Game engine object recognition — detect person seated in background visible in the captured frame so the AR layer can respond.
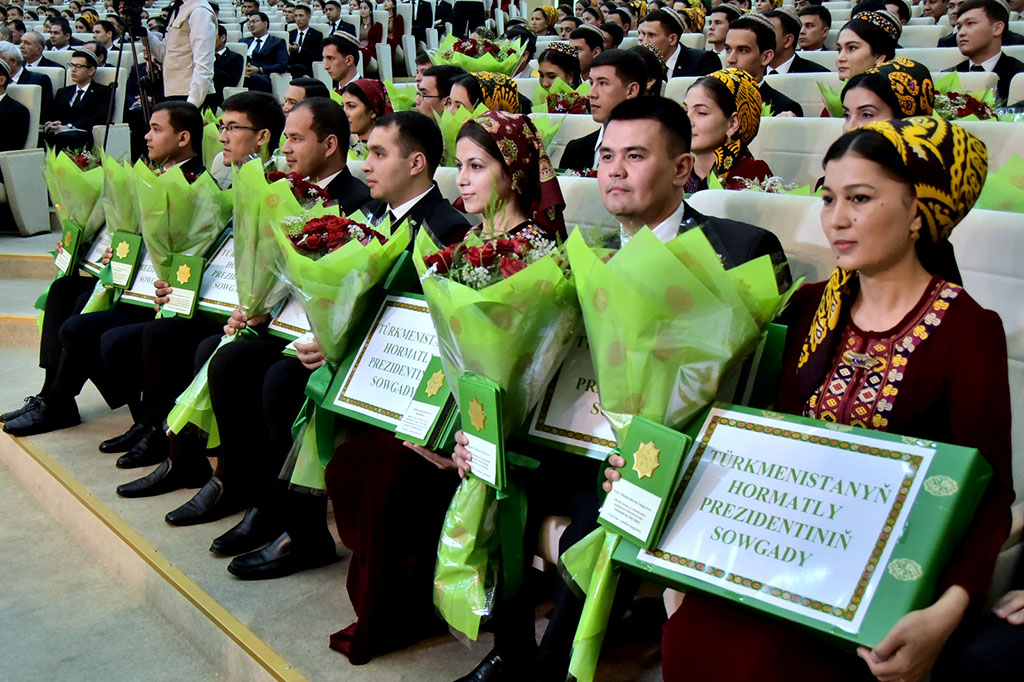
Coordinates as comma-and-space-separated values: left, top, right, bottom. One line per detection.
708, 3, 743, 55
841, 58, 934, 132
282, 75, 330, 114
22, 30, 62, 68
532, 5, 560, 35
0, 39, 53, 119
91, 19, 117, 49
503, 24, 538, 77
537, 41, 583, 89
211, 24, 244, 110
340, 77, 391, 148
413, 50, 432, 83
288, 3, 323, 77
7, 18, 25, 45
356, 0, 382, 72
630, 42, 669, 94
639, 7, 722, 77
415, 63, 466, 117
559, 15, 583, 39
47, 17, 81, 50
726, 14, 804, 116
885, 0, 911, 24
322, 32, 360, 91
381, 0, 403, 62
600, 20, 624, 48
797, 5, 831, 51
569, 23, 604, 80
80, 40, 107, 66
950, 0, 1024, 103
922, 0, 949, 22
765, 7, 829, 72
835, 9, 901, 80
559, 48, 645, 171
0, 57, 29, 184
581, 5, 604, 26
42, 48, 110, 152
683, 68, 773, 191
447, 71, 522, 113
244, 11, 289, 92
323, 0, 344, 34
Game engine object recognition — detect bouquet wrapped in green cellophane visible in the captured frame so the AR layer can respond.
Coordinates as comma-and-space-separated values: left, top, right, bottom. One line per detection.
435, 102, 490, 166
43, 147, 105, 242
202, 109, 224, 171
413, 227, 580, 641
384, 80, 418, 111
561, 226, 797, 682
976, 154, 1024, 212
531, 78, 591, 114
431, 35, 526, 76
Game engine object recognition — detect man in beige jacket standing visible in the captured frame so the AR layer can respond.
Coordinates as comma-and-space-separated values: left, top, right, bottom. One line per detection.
145, 0, 216, 107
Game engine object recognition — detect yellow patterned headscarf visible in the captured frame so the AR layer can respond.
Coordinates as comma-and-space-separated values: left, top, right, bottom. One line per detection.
700, 68, 763, 176
796, 118, 987, 386
842, 57, 934, 118
536, 5, 560, 29
473, 72, 521, 113
681, 7, 705, 33
769, 0, 784, 8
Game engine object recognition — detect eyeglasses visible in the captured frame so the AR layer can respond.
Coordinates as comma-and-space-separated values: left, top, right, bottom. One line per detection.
216, 123, 261, 134
69, 62, 91, 69
417, 91, 443, 99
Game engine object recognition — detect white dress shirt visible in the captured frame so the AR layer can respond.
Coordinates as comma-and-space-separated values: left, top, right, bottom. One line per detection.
387, 186, 434, 223
619, 200, 686, 247
767, 52, 796, 75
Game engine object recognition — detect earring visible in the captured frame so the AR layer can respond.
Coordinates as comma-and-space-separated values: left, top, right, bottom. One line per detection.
910, 229, 920, 242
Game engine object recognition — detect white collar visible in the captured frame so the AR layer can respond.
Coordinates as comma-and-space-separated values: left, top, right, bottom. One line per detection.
769, 52, 796, 75
27, 57, 41, 67
619, 200, 686, 246
315, 169, 342, 188
591, 124, 605, 168
665, 42, 681, 74
971, 51, 1002, 73
216, 48, 226, 55
75, 82, 91, 94
387, 185, 434, 223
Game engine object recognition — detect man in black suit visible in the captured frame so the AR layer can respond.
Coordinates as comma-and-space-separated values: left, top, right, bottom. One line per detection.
727, 15, 804, 116
559, 49, 645, 171
210, 24, 243, 110
766, 8, 829, 73
798, 6, 832, 51
638, 8, 721, 79
0, 38, 53, 120
411, 0, 433, 45
288, 3, 322, 77
323, 0, 344, 35
243, 11, 289, 92
0, 57, 30, 184
361, 110, 470, 245
47, 17, 83, 51
42, 48, 112, 151
21, 31, 62, 69
950, 0, 1024, 102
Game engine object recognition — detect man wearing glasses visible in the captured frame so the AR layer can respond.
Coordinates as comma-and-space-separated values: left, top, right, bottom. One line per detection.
42, 48, 110, 151
414, 64, 465, 118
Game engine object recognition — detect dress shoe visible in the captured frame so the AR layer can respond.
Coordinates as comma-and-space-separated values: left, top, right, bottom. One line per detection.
454, 649, 533, 682
99, 423, 150, 453
116, 429, 170, 469
227, 531, 339, 580
2, 398, 80, 437
1, 395, 43, 422
210, 507, 281, 556
165, 476, 244, 526
116, 457, 213, 498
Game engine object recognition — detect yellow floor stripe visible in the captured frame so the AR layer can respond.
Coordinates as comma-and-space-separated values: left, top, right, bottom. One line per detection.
12, 436, 309, 682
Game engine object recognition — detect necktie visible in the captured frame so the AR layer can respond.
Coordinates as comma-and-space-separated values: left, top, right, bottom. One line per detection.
297, 31, 304, 48
970, 64, 985, 72
330, 21, 337, 34
72, 89, 84, 107
254, 37, 263, 53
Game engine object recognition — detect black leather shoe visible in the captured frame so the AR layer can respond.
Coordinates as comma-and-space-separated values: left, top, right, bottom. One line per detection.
99, 423, 150, 453
227, 532, 339, 580
210, 507, 281, 556
2, 398, 80, 437
1, 395, 43, 422
116, 457, 213, 498
116, 429, 170, 469
165, 476, 244, 526
454, 649, 530, 682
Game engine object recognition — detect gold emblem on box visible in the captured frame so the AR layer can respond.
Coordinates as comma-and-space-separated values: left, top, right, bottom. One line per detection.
425, 370, 446, 398
115, 240, 130, 259
632, 441, 661, 480
887, 558, 923, 581
469, 397, 486, 431
176, 263, 192, 285
923, 475, 959, 497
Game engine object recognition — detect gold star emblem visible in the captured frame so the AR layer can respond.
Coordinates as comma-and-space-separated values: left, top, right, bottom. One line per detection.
425, 370, 446, 398
64, 230, 72, 246
115, 240, 130, 259
175, 263, 192, 285
632, 441, 661, 480
469, 397, 486, 432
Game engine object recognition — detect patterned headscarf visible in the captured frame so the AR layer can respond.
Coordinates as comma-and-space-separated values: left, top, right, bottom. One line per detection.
536, 5, 560, 29
629, 1, 648, 18
465, 111, 566, 236
768, 0, 784, 8
473, 72, 521, 113
348, 78, 393, 117
796, 117, 988, 397
841, 57, 934, 118
638, 42, 667, 68
545, 41, 579, 58
699, 68, 763, 176
681, 7, 705, 33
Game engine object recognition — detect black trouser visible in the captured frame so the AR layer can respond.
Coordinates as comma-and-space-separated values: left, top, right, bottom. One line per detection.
38, 274, 97, 398
451, 0, 484, 38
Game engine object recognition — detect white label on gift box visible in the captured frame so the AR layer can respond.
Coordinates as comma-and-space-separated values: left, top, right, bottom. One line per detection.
54, 248, 73, 275
637, 407, 934, 634
110, 260, 133, 287
395, 400, 443, 442
601, 478, 660, 542
197, 236, 238, 314
80, 226, 112, 275
465, 432, 497, 486
119, 250, 158, 307
268, 296, 312, 339
284, 331, 316, 354
163, 287, 196, 316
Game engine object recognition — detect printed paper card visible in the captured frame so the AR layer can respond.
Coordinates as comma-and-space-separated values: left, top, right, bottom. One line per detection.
322, 294, 441, 431
54, 222, 83, 276
80, 226, 112, 276
395, 355, 458, 448
635, 406, 935, 635
119, 247, 159, 308
527, 330, 616, 459
459, 374, 505, 490
197, 235, 239, 315
108, 231, 143, 288
268, 295, 312, 341
598, 416, 689, 548
161, 254, 205, 318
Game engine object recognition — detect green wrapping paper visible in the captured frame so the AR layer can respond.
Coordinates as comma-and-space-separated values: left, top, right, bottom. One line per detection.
435, 103, 490, 166
976, 154, 1024, 213
413, 228, 581, 640
384, 80, 418, 111
818, 82, 843, 118
528, 114, 565, 156
431, 35, 526, 76
202, 110, 224, 171
530, 78, 591, 113
43, 148, 106, 243
561, 527, 621, 680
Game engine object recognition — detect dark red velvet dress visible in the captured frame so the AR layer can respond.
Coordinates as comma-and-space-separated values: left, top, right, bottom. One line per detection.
661, 277, 1015, 681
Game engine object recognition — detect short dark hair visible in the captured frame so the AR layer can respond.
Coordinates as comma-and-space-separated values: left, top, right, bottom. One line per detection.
599, 21, 624, 47
730, 16, 777, 54
886, 0, 911, 24
152, 100, 205, 156
289, 76, 330, 99
82, 41, 107, 64
415, 51, 433, 67
222, 91, 287, 153
291, 97, 350, 152
590, 48, 647, 87
375, 110, 444, 174
95, 19, 117, 36
8, 19, 25, 32
766, 9, 800, 40
249, 10, 270, 23
798, 5, 832, 28
325, 0, 342, 8
322, 33, 360, 61
641, 8, 683, 36
957, 0, 1010, 28
628, 44, 665, 95
52, 16, 71, 35
611, 7, 633, 26
606, 95, 690, 156
562, 16, 583, 29
217, 23, 227, 37
570, 25, 603, 51
422, 64, 467, 97
538, 45, 582, 87
504, 25, 537, 58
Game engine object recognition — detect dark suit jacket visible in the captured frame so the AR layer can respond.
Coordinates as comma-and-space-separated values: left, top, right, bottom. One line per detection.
177, 155, 207, 178
214, 49, 244, 92
325, 167, 372, 216
953, 53, 1024, 103
34, 56, 64, 71
0, 94, 31, 182
363, 184, 471, 247
940, 30, 1024, 47
938, 32, 957, 48
244, 34, 289, 75
289, 26, 323, 73
51, 81, 112, 129
787, 54, 830, 74
671, 46, 722, 78
760, 81, 803, 117
15, 67, 54, 120
558, 128, 600, 171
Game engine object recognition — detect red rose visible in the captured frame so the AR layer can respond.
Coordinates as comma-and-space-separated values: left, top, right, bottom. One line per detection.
493, 238, 516, 255
424, 246, 456, 273
303, 233, 325, 250
512, 236, 531, 255
266, 171, 287, 182
465, 243, 497, 268
498, 256, 526, 278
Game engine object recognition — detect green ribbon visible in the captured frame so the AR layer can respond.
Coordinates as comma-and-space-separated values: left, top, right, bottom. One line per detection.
494, 451, 540, 600
289, 363, 338, 475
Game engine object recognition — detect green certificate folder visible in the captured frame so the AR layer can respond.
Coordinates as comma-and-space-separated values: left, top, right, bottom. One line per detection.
108, 231, 143, 289
394, 355, 459, 451
598, 416, 690, 549
612, 404, 992, 647
161, 254, 205, 318
458, 373, 506, 490
54, 222, 83, 276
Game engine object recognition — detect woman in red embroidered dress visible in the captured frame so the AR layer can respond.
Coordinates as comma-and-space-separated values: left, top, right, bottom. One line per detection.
608, 117, 1014, 682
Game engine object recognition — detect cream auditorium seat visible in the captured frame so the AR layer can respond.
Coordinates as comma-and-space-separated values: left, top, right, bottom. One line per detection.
528, 113, 601, 168
746, 117, 845, 188
680, 34, 706, 49
958, 121, 1024, 169
947, 71, 999, 94
226, 43, 249, 88
0, 83, 48, 235
514, 77, 539, 100
560, 175, 613, 233
1009, 72, 1024, 104
763, 72, 844, 117
664, 76, 698, 106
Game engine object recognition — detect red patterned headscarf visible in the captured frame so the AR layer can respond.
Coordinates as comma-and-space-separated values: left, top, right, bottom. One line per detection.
347, 78, 394, 118
462, 111, 566, 237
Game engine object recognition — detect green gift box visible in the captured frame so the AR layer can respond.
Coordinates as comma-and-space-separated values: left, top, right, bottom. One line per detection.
458, 373, 506, 490
54, 222, 83, 276
395, 355, 459, 452
108, 231, 143, 289
612, 403, 992, 647
160, 254, 206, 318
